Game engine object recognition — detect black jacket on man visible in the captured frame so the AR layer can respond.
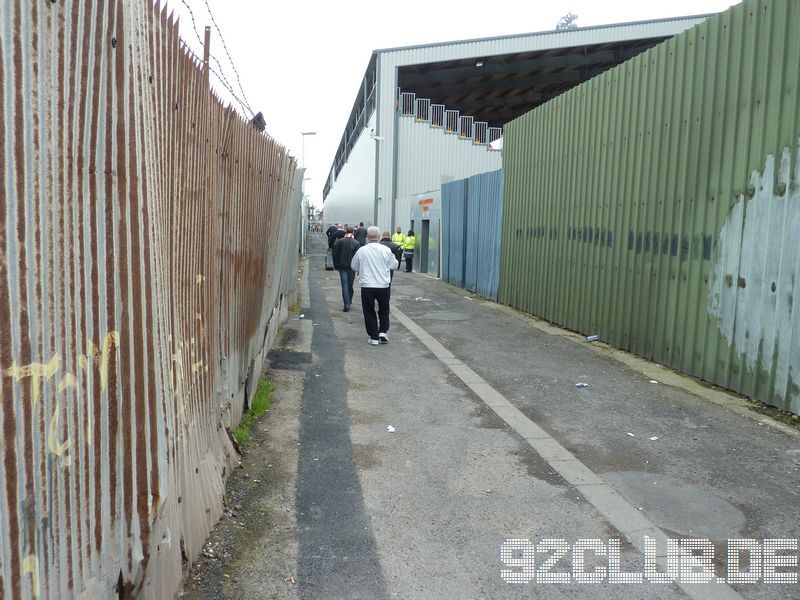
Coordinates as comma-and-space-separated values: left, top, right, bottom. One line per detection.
354, 226, 368, 246
328, 227, 345, 250
325, 224, 338, 243
332, 236, 361, 271
380, 237, 402, 263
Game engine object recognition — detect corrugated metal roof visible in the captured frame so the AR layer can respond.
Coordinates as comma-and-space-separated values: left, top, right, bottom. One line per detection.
374, 13, 715, 55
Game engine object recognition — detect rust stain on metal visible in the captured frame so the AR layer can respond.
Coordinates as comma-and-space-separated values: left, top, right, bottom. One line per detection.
0, 1, 302, 597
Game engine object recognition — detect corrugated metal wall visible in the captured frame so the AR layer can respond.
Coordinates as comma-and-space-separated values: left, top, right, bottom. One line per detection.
395, 117, 501, 231
499, 0, 800, 413
442, 170, 504, 300
0, 1, 300, 598
442, 180, 465, 288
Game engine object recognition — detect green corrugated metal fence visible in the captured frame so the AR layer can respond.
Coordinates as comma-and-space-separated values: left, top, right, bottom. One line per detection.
499, 0, 800, 412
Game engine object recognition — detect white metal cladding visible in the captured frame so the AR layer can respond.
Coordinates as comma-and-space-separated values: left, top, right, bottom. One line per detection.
323, 112, 377, 226
394, 117, 502, 231
371, 15, 711, 229
409, 190, 442, 277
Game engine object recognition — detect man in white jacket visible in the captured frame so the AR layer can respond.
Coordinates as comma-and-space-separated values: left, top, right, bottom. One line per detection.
350, 226, 398, 345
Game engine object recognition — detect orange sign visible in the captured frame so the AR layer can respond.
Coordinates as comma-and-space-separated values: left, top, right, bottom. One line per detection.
418, 196, 434, 214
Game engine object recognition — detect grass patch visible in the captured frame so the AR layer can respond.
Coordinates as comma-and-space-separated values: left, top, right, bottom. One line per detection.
233, 377, 275, 446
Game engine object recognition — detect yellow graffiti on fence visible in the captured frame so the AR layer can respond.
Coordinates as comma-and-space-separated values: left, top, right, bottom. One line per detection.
22, 554, 39, 597
2, 332, 120, 464
2, 328, 211, 467
84, 331, 120, 392
5, 355, 61, 408
48, 396, 72, 468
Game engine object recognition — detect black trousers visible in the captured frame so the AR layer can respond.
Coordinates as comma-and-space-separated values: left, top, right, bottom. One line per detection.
404, 256, 413, 272
360, 287, 391, 340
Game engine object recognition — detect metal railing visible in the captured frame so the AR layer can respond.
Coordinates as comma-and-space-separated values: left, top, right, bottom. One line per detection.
416, 98, 430, 122
445, 109, 460, 133
459, 115, 474, 139
397, 89, 504, 147
474, 121, 488, 144
325, 87, 504, 202
431, 104, 445, 127
401, 92, 416, 116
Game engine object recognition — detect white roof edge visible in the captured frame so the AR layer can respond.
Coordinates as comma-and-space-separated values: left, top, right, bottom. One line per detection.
373, 13, 715, 55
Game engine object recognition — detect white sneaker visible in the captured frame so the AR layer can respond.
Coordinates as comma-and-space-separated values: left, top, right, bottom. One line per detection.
378, 333, 389, 344
368, 338, 380, 346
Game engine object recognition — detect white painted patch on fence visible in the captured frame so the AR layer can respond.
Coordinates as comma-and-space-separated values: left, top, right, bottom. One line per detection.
708, 139, 800, 411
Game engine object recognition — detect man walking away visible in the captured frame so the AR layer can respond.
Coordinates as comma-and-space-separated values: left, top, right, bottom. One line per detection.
325, 223, 338, 246
332, 226, 361, 312
354, 222, 368, 246
380, 231, 403, 279
328, 223, 345, 250
350, 226, 397, 345
402, 229, 416, 272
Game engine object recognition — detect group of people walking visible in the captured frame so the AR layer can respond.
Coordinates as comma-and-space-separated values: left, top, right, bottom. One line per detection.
325, 222, 416, 346
326, 223, 416, 273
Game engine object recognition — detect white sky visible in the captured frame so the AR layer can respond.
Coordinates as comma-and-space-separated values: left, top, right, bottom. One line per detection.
169, 0, 741, 209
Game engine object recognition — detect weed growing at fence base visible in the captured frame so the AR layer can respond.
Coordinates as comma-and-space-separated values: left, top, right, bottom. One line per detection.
234, 378, 275, 445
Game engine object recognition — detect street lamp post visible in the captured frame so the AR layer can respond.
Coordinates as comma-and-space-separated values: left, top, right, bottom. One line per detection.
300, 131, 317, 169
299, 132, 316, 257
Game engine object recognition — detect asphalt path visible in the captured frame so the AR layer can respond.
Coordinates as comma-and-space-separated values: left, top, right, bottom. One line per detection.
183, 257, 800, 600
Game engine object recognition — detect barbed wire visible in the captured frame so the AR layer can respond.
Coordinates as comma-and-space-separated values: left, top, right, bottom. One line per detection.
179, 38, 254, 120
201, 0, 256, 118
178, 0, 243, 111
178, 0, 255, 120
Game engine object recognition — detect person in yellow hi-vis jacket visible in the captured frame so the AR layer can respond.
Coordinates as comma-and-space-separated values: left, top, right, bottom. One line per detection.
391, 227, 405, 267
402, 229, 416, 272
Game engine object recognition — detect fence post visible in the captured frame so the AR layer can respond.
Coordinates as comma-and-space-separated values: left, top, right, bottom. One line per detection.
203, 26, 211, 87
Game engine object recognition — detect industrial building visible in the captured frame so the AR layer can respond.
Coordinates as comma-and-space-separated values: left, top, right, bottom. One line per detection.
322, 15, 712, 232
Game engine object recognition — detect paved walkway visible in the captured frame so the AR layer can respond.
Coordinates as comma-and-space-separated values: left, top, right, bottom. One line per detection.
184, 257, 800, 599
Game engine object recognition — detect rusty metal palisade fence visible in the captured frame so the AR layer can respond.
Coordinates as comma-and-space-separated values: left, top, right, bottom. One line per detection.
499, 0, 800, 413
0, 1, 301, 598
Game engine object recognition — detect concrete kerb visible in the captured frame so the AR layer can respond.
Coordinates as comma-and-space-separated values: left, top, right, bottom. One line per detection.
441, 357, 464, 366
464, 382, 513, 408
547, 460, 605, 486
575, 484, 653, 534
524, 437, 577, 462
448, 364, 484, 385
